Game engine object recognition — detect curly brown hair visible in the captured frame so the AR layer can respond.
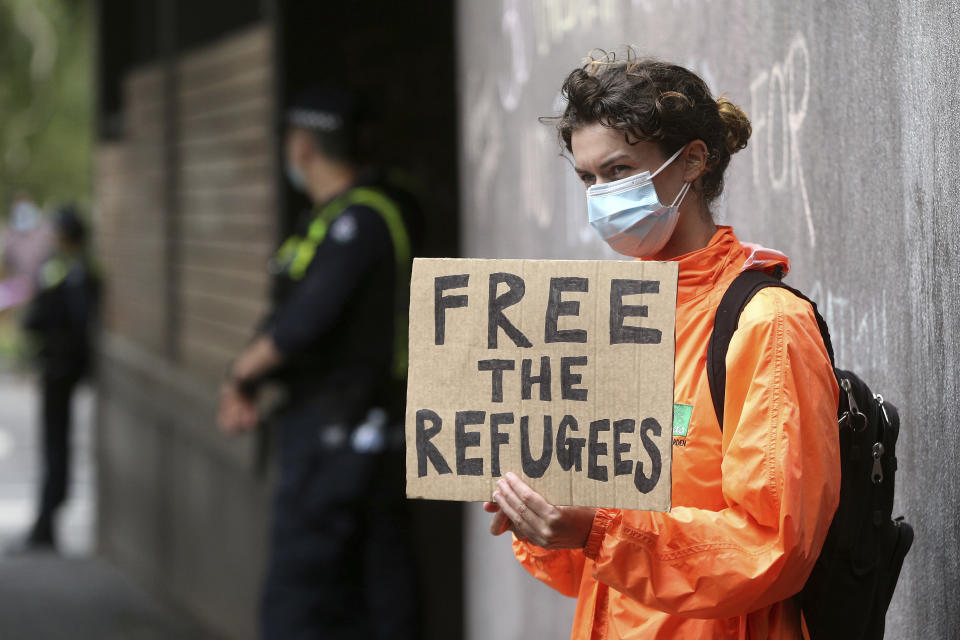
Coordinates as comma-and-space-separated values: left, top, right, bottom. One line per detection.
550, 49, 751, 203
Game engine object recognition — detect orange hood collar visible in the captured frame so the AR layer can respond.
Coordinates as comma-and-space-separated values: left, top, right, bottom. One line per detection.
649, 226, 790, 304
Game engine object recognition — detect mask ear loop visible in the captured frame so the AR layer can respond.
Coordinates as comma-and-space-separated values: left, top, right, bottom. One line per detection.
649, 144, 688, 179
670, 181, 692, 208
661, 143, 692, 209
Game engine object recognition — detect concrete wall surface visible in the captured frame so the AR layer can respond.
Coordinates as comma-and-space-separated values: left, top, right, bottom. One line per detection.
457, 1, 960, 638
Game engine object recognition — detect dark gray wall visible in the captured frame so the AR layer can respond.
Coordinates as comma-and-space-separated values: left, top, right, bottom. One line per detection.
96, 335, 270, 640
457, 1, 960, 638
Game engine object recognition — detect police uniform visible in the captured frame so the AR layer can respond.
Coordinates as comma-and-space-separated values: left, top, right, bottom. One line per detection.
22, 245, 99, 547
258, 173, 421, 640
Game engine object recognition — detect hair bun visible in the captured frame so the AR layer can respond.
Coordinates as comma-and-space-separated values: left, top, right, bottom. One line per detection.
716, 96, 751, 155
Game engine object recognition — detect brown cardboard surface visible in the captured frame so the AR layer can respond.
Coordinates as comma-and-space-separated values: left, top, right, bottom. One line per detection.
405, 258, 678, 510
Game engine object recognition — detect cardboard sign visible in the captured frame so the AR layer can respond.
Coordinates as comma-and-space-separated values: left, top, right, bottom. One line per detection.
404, 258, 678, 510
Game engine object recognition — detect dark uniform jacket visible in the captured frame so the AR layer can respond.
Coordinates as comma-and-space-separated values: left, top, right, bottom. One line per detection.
263, 173, 423, 423
23, 254, 100, 379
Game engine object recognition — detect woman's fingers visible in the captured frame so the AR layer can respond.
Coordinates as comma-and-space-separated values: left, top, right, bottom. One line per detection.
495, 480, 553, 546
484, 500, 511, 535
492, 488, 529, 534
495, 479, 534, 524
503, 472, 555, 519
492, 473, 571, 547
490, 510, 513, 536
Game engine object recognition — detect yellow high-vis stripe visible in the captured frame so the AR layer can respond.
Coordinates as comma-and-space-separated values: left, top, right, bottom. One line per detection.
274, 186, 413, 378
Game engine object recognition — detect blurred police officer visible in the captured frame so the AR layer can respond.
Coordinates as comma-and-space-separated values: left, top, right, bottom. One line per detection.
217, 88, 420, 640
21, 205, 99, 550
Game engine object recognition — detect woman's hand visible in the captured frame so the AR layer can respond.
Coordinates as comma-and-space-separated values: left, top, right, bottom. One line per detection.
487, 472, 597, 549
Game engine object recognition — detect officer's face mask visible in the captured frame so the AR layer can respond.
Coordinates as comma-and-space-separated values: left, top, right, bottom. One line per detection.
586, 145, 691, 258
285, 163, 309, 194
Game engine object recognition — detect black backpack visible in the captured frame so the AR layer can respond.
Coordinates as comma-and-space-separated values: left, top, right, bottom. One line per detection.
706, 269, 913, 640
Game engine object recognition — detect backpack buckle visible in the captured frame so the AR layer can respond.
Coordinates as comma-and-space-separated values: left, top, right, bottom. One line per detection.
840, 378, 867, 432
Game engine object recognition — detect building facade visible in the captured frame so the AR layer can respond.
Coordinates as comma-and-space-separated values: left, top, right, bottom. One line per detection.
94, 2, 460, 638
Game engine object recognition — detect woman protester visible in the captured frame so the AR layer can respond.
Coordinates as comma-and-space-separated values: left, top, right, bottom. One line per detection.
485, 51, 840, 639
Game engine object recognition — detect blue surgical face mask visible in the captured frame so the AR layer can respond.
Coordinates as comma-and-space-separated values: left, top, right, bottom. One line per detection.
586, 146, 691, 258
285, 163, 308, 194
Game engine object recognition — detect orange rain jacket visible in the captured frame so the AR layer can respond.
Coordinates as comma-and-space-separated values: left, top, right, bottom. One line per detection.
513, 226, 841, 639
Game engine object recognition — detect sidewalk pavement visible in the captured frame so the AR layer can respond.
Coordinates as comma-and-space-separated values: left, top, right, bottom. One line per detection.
0, 373, 93, 554
0, 553, 212, 639
0, 372, 213, 639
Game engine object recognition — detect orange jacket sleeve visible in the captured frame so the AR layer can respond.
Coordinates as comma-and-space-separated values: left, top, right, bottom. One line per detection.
512, 538, 587, 598
585, 288, 841, 618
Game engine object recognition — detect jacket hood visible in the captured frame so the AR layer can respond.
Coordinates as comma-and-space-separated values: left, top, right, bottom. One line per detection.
650, 226, 790, 305
739, 240, 791, 276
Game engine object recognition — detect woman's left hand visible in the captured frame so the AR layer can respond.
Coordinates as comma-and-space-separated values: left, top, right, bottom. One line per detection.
491, 472, 597, 549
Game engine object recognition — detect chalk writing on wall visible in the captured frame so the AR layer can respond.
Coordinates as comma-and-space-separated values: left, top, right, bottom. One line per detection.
750, 33, 814, 246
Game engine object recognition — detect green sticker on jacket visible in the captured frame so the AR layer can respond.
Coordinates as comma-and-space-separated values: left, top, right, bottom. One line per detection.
673, 403, 693, 437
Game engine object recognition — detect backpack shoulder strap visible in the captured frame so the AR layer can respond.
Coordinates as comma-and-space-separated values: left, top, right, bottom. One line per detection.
706, 269, 835, 431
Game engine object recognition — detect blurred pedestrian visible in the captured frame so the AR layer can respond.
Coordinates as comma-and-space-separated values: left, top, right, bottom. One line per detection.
217, 88, 421, 640
20, 205, 99, 550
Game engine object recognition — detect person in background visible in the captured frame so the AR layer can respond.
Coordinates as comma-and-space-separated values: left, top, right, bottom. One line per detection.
485, 52, 840, 639
21, 205, 99, 550
217, 88, 421, 640
0, 192, 53, 310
